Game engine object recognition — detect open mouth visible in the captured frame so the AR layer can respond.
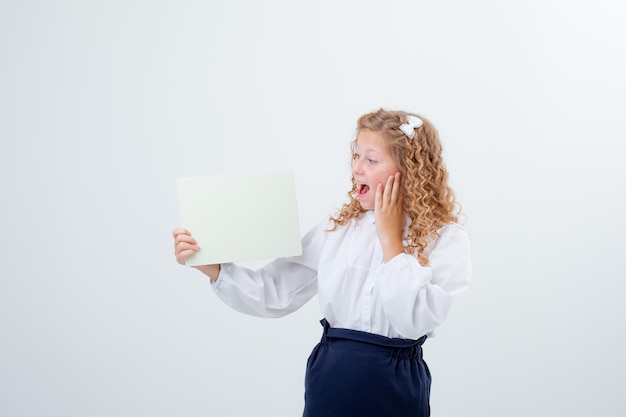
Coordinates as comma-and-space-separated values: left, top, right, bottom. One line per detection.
357, 183, 370, 197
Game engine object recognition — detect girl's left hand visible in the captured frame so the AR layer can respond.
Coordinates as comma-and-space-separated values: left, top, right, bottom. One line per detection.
375, 172, 405, 262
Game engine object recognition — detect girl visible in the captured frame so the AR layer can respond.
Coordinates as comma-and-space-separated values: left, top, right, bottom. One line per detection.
173, 108, 471, 417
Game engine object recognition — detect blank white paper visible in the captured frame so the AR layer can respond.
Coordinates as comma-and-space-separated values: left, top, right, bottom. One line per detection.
177, 171, 302, 266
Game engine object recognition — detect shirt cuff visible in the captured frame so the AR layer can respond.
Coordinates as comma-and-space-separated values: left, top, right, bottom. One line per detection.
210, 263, 230, 288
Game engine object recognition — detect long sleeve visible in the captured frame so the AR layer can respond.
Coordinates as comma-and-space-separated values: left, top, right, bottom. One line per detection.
210, 223, 327, 318
374, 224, 472, 339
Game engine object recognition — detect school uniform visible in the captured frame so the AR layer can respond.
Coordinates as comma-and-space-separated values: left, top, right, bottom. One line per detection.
211, 210, 471, 416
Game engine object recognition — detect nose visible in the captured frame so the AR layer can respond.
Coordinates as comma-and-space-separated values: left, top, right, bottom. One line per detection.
352, 157, 363, 175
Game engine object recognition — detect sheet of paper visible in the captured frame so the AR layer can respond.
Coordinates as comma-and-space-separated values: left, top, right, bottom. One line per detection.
177, 171, 302, 266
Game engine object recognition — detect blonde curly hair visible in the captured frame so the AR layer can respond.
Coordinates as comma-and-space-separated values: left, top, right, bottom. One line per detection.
329, 108, 460, 265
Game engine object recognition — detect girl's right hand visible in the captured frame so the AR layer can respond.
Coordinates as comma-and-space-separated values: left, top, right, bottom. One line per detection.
173, 227, 200, 265
172, 228, 221, 281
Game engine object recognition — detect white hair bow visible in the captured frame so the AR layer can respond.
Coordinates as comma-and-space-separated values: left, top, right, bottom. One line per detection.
399, 115, 424, 139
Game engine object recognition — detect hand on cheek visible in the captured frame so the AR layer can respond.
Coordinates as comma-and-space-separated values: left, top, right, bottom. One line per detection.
374, 172, 405, 262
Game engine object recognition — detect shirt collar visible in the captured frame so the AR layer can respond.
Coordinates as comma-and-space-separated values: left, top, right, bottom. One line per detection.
363, 210, 376, 224
361, 210, 411, 229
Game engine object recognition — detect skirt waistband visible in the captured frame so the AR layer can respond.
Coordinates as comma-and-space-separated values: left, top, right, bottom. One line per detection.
320, 318, 427, 348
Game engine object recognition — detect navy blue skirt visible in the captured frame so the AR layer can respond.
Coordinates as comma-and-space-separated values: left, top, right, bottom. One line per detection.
303, 319, 431, 417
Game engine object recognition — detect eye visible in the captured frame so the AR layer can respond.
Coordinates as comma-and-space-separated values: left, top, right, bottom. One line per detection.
368, 159, 377, 164
353, 153, 360, 160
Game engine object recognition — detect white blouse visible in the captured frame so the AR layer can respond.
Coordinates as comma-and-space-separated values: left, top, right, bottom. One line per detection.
211, 210, 472, 339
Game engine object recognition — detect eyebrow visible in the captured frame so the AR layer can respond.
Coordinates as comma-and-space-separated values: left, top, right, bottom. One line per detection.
355, 145, 382, 155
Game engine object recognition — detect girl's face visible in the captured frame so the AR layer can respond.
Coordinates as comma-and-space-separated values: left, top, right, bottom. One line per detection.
352, 129, 401, 210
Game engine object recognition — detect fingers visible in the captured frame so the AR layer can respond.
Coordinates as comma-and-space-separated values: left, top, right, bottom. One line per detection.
173, 231, 195, 246
390, 171, 401, 203
172, 227, 190, 238
173, 227, 200, 265
375, 172, 402, 210
176, 248, 199, 265
375, 182, 384, 210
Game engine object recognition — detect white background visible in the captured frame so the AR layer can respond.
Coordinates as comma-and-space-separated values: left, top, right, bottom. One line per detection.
1, 1, 625, 416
